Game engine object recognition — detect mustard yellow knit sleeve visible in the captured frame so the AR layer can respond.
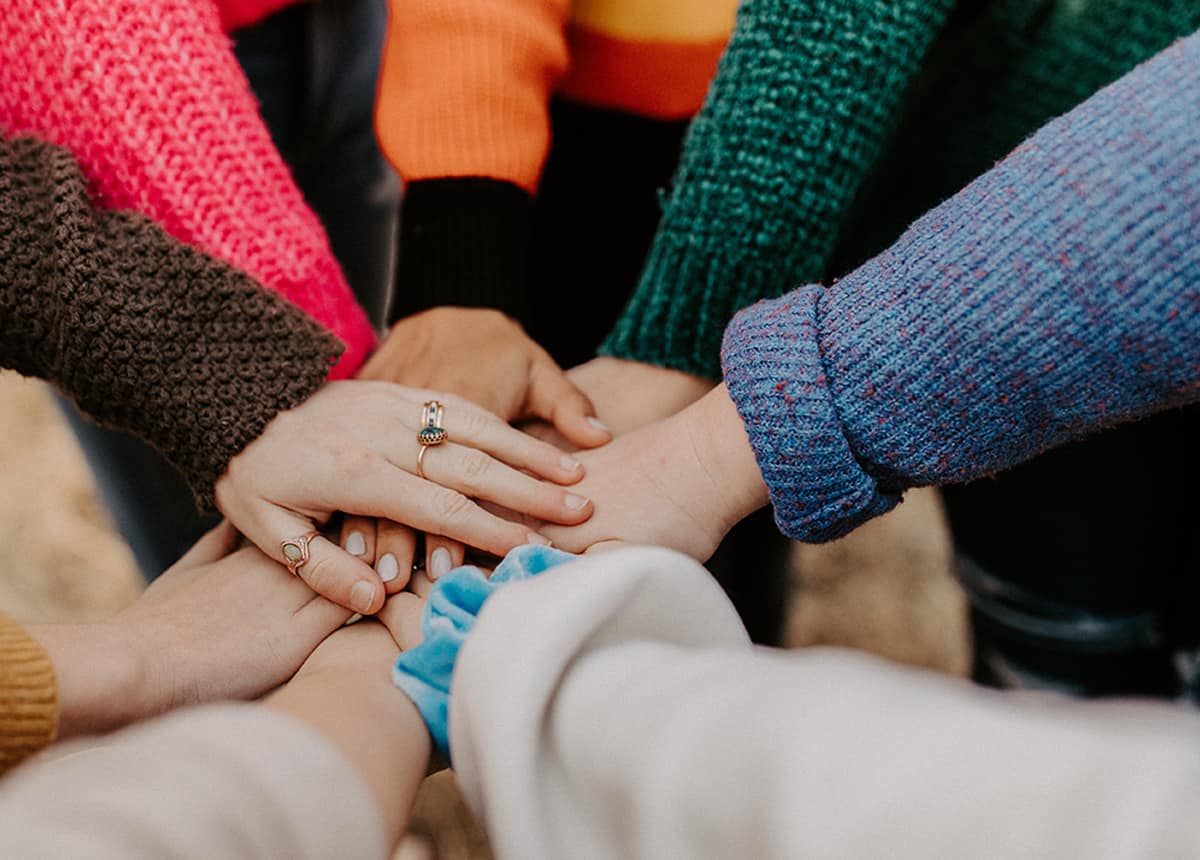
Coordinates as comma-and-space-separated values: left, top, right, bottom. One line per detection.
0, 613, 58, 773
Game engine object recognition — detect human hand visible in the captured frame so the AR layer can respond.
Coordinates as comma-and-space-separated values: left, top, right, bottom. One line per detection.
565, 356, 715, 436
518, 357, 714, 452
268, 620, 431, 843
349, 308, 611, 586
360, 307, 611, 446
30, 522, 352, 738
214, 381, 593, 615
539, 385, 770, 559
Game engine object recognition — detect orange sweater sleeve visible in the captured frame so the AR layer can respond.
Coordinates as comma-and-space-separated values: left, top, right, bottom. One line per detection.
376, 0, 571, 192
0, 614, 58, 774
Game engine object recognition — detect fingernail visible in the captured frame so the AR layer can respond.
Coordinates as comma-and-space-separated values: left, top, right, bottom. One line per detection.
565, 493, 589, 511
560, 455, 583, 472
350, 581, 377, 615
586, 417, 610, 434
377, 553, 399, 583
345, 531, 366, 557
430, 547, 452, 579
527, 532, 553, 547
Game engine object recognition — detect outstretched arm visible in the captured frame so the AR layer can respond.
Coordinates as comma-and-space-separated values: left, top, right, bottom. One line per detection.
545, 31, 1200, 555
0, 623, 424, 859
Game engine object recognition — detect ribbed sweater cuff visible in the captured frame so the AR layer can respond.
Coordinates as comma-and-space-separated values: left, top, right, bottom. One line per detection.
389, 178, 533, 324
600, 239, 761, 379
0, 615, 58, 774
721, 287, 899, 542
604, 0, 957, 380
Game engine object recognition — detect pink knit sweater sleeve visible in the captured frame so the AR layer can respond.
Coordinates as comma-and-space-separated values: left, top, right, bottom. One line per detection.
0, 0, 375, 378
213, 0, 299, 32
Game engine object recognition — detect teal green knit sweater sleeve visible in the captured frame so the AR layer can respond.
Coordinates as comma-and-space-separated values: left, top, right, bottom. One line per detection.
600, 0, 954, 378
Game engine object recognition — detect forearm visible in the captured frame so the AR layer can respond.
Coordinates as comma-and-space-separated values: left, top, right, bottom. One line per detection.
723, 32, 1200, 541
0, 706, 388, 859
685, 384, 770, 531
0, 136, 341, 508
0, 0, 375, 375
453, 549, 1200, 860
602, 0, 955, 378
22, 623, 145, 741
266, 667, 430, 845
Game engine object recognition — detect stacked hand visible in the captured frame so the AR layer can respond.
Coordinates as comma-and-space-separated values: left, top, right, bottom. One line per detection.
214, 380, 594, 615
340, 308, 612, 583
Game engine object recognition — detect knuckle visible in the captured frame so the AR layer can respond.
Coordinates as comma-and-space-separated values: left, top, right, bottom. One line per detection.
455, 407, 488, 439
431, 488, 473, 523
458, 449, 492, 491
300, 553, 343, 599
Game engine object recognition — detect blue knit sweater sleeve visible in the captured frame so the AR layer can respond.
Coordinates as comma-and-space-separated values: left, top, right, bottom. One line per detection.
721, 32, 1200, 543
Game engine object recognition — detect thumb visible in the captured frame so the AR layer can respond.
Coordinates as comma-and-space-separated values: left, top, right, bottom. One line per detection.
525, 351, 611, 449
172, 520, 241, 570
249, 503, 385, 616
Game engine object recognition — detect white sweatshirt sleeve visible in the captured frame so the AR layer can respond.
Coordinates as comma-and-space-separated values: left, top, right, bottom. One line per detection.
450, 546, 1200, 860
0, 704, 388, 859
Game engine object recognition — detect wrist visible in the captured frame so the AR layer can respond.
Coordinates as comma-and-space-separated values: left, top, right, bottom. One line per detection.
268, 667, 428, 843
26, 622, 149, 737
389, 178, 533, 324
684, 385, 770, 532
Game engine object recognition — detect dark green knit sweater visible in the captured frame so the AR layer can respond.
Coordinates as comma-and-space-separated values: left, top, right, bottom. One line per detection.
0, 135, 341, 508
601, 0, 1200, 379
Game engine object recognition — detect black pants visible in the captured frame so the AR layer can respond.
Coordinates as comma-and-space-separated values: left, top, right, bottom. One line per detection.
948, 403, 1200, 700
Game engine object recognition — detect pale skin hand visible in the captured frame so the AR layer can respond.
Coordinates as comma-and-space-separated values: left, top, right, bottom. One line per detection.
26, 522, 352, 739
266, 621, 430, 848
565, 356, 716, 437
539, 385, 771, 560
346, 307, 611, 585
214, 380, 593, 615
366, 359, 716, 591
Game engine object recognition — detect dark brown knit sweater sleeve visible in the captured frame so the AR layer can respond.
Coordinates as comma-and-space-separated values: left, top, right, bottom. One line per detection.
0, 135, 343, 509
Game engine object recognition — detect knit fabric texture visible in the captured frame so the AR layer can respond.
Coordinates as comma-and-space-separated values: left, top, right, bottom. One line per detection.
0, 0, 375, 378
0, 613, 57, 775
602, 0, 1199, 379
393, 545, 578, 761
0, 135, 342, 509
721, 32, 1200, 542
602, 0, 955, 377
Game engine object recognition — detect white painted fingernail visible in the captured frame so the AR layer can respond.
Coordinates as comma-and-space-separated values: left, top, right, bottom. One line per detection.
345, 531, 366, 557
377, 553, 399, 583
350, 581, 377, 615
565, 493, 589, 511
430, 547, 453, 580
527, 533, 553, 547
586, 416, 610, 434
560, 455, 583, 472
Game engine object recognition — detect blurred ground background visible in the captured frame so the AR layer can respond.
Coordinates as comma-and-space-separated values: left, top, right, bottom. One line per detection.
0, 369, 969, 858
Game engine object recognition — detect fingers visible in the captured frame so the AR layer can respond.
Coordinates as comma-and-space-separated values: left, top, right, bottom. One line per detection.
377, 591, 426, 651
339, 515, 375, 564
415, 442, 593, 526
174, 520, 241, 569
525, 350, 612, 450
424, 535, 464, 581
407, 567, 436, 600
256, 505, 385, 616
435, 396, 586, 486
376, 520, 418, 594
336, 467, 550, 561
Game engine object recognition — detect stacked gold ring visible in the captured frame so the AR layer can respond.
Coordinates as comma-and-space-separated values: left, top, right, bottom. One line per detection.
280, 530, 318, 577
416, 400, 448, 479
